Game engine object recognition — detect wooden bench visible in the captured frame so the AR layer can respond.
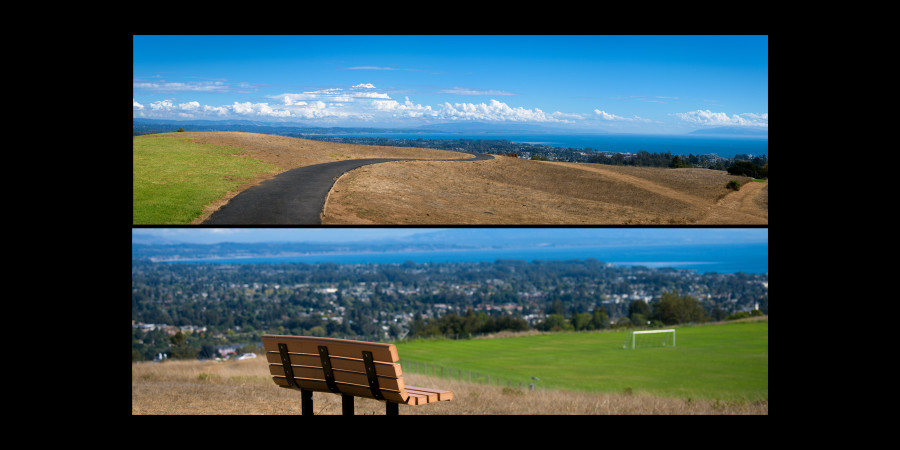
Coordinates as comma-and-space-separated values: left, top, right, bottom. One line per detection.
262, 334, 452, 415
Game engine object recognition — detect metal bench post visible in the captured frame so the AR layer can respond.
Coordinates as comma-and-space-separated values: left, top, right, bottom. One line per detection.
386, 401, 399, 415
301, 388, 313, 415
342, 394, 354, 415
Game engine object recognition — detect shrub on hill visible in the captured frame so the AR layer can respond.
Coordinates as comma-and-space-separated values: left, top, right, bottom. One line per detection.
727, 161, 767, 179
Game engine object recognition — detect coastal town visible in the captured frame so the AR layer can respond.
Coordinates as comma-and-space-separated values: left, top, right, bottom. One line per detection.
132, 259, 767, 361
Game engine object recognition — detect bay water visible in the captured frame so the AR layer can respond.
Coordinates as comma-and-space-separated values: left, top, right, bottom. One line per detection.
168, 242, 768, 274
305, 133, 768, 158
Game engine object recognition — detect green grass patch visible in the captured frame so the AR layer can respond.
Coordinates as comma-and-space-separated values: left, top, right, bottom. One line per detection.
396, 319, 767, 402
133, 134, 279, 224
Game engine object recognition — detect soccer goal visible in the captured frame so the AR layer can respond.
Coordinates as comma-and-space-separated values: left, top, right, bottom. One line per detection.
623, 329, 676, 349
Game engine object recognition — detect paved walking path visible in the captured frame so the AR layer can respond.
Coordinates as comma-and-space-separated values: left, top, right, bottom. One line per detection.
203, 153, 493, 225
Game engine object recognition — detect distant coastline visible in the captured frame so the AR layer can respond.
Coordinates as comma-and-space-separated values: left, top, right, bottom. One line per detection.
132, 119, 767, 159
304, 132, 767, 159
155, 242, 768, 275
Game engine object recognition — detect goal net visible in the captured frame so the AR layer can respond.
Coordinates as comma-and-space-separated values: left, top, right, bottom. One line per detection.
623, 329, 676, 349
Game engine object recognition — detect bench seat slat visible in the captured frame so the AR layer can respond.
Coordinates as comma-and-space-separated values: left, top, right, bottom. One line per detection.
265, 351, 402, 378
272, 376, 408, 403
406, 385, 454, 402
269, 364, 405, 392
263, 335, 398, 363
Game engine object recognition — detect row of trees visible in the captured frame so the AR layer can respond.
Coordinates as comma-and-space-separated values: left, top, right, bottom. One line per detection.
409, 309, 529, 338
533, 291, 719, 333
408, 290, 754, 337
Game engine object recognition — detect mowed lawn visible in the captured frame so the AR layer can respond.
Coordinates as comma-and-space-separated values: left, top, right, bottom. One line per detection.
133, 134, 278, 224
396, 319, 768, 402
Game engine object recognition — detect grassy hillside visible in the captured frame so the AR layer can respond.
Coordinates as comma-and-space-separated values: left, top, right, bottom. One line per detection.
133, 132, 767, 225
396, 319, 768, 402
132, 132, 469, 224
133, 133, 279, 224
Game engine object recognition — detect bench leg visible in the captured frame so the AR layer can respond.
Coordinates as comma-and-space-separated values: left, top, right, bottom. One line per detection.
301, 388, 313, 415
342, 394, 354, 415
386, 401, 399, 415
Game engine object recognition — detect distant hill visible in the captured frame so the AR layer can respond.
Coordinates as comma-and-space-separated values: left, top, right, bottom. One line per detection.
133, 118, 595, 137
689, 126, 768, 137
132, 118, 423, 136
132, 228, 766, 261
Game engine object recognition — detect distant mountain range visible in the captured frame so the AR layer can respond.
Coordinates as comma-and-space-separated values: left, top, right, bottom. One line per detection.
689, 126, 768, 137
134, 118, 600, 136
132, 228, 766, 261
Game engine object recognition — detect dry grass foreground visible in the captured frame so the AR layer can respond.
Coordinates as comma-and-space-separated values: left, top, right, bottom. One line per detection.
324, 159, 768, 225
132, 357, 767, 415
162, 132, 767, 225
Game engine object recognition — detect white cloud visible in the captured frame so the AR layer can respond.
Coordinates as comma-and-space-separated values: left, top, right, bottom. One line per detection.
150, 100, 175, 111
673, 109, 768, 127
133, 98, 144, 110
232, 101, 292, 118
133, 80, 231, 93
352, 91, 391, 99
594, 109, 626, 120
439, 99, 568, 123
352, 83, 377, 89
439, 86, 516, 96
740, 112, 768, 120
202, 104, 230, 116
594, 109, 650, 123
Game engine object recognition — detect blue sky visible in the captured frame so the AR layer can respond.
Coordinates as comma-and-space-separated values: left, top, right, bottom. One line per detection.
133, 35, 768, 134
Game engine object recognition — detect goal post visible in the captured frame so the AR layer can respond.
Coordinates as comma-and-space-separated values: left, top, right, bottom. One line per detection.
624, 329, 675, 349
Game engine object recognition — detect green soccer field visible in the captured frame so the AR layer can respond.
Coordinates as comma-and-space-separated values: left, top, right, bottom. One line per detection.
396, 319, 768, 402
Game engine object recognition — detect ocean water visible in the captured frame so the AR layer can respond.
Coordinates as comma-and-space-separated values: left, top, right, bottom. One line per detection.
305, 133, 768, 158
168, 242, 768, 274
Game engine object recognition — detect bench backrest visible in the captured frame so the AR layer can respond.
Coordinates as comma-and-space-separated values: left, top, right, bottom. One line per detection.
262, 335, 410, 404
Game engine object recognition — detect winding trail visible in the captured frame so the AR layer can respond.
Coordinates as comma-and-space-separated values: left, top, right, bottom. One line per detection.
203, 153, 493, 224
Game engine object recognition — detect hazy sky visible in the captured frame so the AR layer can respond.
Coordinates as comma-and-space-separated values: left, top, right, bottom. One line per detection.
133, 35, 768, 134
133, 228, 447, 244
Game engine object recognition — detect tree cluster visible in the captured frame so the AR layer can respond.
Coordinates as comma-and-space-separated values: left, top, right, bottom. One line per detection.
727, 160, 768, 179
409, 309, 528, 338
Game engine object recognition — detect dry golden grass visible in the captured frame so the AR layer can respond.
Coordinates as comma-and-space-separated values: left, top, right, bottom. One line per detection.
323, 157, 767, 225
132, 358, 767, 415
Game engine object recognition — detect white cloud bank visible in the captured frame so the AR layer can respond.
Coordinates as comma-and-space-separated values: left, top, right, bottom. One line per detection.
673, 109, 768, 127
133, 84, 577, 124
134, 84, 767, 131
